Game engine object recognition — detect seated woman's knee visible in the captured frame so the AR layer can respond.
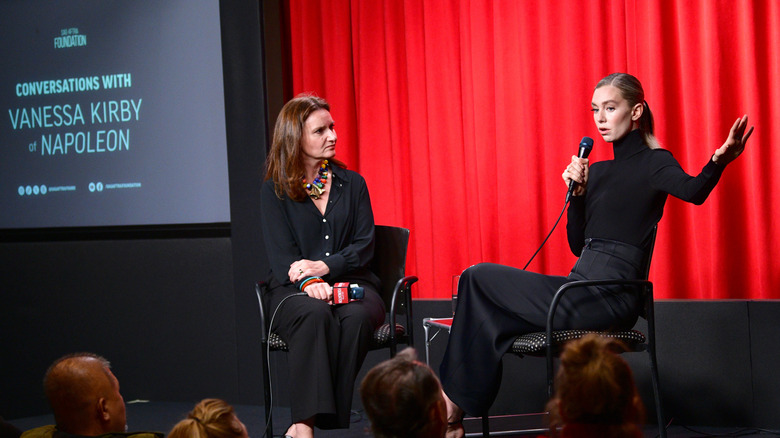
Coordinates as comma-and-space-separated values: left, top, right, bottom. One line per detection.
292, 297, 335, 327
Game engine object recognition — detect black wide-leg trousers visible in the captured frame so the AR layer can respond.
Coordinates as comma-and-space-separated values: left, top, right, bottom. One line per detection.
439, 238, 645, 416
267, 285, 385, 429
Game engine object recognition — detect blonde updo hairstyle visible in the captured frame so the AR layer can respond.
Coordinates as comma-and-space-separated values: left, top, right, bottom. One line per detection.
168, 399, 246, 438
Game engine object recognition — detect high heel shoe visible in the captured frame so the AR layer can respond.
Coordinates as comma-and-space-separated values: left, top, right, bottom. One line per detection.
446, 412, 465, 438
443, 390, 465, 438
446, 421, 464, 438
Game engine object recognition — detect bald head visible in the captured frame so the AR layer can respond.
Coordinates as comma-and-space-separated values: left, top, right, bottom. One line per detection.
44, 353, 127, 436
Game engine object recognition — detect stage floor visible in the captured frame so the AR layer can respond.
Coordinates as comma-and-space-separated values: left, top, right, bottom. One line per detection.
7, 400, 778, 438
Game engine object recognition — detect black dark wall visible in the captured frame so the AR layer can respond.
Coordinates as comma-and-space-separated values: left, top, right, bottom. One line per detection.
221, 0, 271, 406
0, 0, 270, 419
0, 238, 238, 417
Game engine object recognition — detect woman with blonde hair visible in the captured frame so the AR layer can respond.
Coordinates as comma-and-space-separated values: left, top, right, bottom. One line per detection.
441, 72, 753, 437
168, 399, 248, 438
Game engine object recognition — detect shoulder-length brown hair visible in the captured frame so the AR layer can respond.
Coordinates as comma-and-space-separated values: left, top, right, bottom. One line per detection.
265, 93, 345, 201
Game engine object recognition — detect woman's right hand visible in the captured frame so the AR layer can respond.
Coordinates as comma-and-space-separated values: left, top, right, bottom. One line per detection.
562, 155, 589, 196
303, 281, 332, 303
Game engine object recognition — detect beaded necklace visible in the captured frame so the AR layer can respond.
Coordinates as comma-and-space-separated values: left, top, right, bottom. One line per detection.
302, 160, 330, 199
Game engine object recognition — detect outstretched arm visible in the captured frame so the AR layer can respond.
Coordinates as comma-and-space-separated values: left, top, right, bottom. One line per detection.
651, 114, 754, 205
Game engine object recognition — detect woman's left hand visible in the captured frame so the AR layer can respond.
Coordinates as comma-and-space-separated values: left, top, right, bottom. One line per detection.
713, 114, 754, 166
289, 259, 330, 283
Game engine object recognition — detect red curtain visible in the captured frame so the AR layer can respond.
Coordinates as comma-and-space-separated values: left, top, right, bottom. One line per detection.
286, 0, 778, 300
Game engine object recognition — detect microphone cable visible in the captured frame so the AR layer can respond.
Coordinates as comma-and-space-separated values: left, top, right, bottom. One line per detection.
262, 291, 307, 438
521, 195, 572, 271
523, 136, 592, 270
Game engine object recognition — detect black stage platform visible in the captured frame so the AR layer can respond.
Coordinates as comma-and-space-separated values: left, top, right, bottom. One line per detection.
7, 401, 779, 438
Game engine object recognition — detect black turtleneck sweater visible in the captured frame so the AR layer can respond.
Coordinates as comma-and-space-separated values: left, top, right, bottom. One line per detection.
566, 129, 724, 254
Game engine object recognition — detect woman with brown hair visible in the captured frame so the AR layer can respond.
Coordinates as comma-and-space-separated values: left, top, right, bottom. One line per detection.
360, 348, 447, 438
260, 94, 385, 437
546, 334, 644, 438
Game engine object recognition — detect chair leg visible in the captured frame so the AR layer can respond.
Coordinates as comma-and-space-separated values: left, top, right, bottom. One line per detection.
546, 352, 555, 399
389, 339, 397, 357
481, 415, 490, 438
646, 295, 666, 438
261, 345, 273, 437
648, 348, 666, 438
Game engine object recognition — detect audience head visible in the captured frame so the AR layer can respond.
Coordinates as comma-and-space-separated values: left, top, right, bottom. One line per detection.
360, 347, 447, 438
546, 334, 644, 437
0, 416, 22, 438
168, 399, 248, 438
43, 353, 127, 436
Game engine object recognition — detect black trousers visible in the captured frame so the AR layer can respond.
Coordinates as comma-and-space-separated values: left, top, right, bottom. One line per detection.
439, 238, 645, 416
267, 284, 385, 429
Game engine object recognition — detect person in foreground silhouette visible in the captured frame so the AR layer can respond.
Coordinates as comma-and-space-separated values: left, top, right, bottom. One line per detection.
360, 348, 447, 438
543, 334, 644, 438
22, 353, 161, 438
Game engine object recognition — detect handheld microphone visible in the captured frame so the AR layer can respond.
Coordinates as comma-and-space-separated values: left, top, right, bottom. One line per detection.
332, 282, 364, 304
566, 136, 594, 202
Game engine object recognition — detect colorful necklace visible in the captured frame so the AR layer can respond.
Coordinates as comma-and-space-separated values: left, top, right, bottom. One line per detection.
303, 160, 330, 199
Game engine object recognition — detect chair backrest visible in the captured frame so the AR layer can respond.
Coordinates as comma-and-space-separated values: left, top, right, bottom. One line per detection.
637, 225, 658, 319
641, 225, 658, 281
370, 225, 410, 310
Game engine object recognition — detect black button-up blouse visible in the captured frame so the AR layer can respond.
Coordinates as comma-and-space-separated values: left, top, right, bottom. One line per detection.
260, 165, 379, 290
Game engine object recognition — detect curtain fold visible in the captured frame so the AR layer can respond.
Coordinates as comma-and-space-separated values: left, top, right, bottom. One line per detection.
286, 0, 778, 300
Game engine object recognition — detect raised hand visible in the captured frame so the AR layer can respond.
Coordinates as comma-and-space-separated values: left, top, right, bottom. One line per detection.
713, 114, 754, 166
